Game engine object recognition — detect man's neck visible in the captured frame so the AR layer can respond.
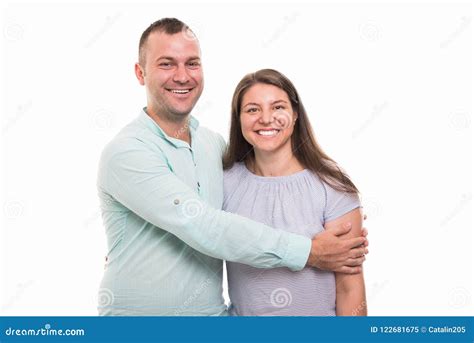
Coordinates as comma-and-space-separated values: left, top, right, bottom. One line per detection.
251, 147, 304, 177
145, 108, 191, 144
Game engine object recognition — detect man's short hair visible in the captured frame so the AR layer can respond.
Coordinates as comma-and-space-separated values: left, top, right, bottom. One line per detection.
138, 18, 193, 67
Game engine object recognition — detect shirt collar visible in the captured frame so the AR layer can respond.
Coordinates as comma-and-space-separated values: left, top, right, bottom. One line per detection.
138, 107, 199, 148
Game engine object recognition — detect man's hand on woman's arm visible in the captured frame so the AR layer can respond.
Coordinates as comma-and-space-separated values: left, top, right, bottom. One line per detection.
306, 220, 369, 274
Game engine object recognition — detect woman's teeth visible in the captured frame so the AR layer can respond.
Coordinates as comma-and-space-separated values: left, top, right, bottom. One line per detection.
257, 130, 279, 136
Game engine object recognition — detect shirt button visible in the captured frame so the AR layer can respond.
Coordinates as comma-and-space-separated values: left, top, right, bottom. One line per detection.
173, 199, 180, 205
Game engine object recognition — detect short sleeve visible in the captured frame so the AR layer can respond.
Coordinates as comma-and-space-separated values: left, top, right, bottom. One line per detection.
323, 183, 361, 223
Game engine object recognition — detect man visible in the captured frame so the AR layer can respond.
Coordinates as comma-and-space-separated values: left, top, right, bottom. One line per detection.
97, 18, 368, 315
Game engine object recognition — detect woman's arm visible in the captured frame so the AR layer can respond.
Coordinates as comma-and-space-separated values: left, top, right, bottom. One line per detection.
324, 207, 367, 316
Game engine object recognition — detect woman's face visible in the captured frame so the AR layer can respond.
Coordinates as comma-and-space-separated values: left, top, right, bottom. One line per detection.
240, 83, 297, 154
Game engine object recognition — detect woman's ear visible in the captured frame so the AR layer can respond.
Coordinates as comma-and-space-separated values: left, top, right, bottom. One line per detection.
135, 63, 146, 86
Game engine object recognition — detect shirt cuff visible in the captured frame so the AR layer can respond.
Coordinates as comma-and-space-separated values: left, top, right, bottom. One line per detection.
282, 233, 311, 271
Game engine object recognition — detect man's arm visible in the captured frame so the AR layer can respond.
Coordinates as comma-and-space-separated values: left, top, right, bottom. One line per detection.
216, 134, 368, 274
307, 222, 368, 273
324, 208, 367, 315
100, 140, 310, 271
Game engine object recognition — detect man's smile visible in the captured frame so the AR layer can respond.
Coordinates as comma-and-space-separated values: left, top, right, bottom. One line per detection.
166, 88, 193, 96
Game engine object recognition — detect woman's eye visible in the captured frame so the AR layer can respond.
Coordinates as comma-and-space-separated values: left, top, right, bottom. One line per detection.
247, 108, 258, 113
275, 105, 285, 110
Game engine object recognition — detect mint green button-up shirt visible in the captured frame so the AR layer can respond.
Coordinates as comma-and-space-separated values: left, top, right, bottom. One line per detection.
97, 109, 311, 315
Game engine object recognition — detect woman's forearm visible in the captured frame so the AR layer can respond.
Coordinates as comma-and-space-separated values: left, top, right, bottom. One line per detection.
336, 288, 367, 316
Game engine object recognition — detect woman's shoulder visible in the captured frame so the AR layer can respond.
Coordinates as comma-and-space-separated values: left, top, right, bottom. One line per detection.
222, 162, 249, 207
317, 178, 361, 222
223, 161, 246, 178
223, 162, 248, 191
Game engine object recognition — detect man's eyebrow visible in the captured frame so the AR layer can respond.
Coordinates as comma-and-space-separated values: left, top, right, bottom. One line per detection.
155, 56, 201, 61
155, 56, 174, 62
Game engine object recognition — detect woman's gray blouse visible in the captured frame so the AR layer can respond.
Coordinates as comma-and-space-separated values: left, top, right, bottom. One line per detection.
223, 162, 360, 316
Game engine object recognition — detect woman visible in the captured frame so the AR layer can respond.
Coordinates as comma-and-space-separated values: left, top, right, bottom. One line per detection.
223, 69, 367, 316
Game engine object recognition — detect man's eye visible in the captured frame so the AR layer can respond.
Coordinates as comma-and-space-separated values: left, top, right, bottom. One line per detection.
188, 62, 201, 67
159, 62, 172, 68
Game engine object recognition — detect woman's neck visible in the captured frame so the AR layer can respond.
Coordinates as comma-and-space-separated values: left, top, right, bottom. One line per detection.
250, 148, 304, 177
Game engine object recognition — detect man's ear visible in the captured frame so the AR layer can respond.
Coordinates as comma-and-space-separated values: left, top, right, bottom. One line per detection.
135, 63, 145, 85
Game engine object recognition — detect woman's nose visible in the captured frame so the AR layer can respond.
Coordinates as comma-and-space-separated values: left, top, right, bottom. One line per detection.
259, 110, 274, 125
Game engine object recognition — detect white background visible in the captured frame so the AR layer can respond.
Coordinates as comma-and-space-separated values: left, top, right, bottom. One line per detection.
1, 0, 472, 316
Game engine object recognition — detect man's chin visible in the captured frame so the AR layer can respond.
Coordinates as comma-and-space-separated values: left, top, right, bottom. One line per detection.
163, 109, 193, 122
171, 108, 193, 117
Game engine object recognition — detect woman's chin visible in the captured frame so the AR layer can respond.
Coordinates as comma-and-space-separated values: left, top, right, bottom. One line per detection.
252, 143, 283, 154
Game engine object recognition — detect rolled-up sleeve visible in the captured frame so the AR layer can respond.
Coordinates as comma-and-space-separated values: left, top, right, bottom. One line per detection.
99, 139, 311, 271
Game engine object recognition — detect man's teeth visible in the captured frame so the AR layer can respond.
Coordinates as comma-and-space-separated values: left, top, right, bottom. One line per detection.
257, 130, 279, 136
170, 89, 190, 94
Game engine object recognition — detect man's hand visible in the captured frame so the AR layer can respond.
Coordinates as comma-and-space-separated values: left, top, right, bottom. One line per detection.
306, 223, 368, 274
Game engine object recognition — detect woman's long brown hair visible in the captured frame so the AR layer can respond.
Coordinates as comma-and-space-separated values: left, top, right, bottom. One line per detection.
223, 69, 359, 194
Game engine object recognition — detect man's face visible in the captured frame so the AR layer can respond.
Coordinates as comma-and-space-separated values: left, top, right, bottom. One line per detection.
136, 31, 204, 120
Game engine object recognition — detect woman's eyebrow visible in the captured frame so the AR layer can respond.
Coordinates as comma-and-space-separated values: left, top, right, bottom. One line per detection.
242, 102, 260, 108
271, 99, 288, 105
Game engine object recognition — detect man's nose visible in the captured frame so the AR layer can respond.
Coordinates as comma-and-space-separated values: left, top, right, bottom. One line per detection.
173, 65, 190, 83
